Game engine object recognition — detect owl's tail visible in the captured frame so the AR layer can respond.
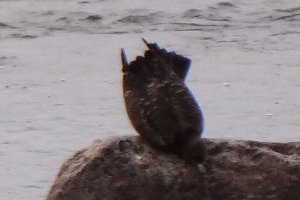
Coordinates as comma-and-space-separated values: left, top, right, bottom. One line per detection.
181, 137, 206, 164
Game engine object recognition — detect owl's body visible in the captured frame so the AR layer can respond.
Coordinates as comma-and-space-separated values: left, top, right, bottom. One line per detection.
122, 40, 205, 163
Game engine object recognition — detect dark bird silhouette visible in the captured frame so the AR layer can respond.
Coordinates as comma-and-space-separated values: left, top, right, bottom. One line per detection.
121, 39, 205, 163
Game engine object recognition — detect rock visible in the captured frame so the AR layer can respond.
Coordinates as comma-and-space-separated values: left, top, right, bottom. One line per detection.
204, 139, 300, 200
46, 136, 300, 200
84, 15, 103, 22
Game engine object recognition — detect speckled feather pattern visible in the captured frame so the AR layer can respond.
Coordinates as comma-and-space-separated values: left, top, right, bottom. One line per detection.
122, 40, 204, 154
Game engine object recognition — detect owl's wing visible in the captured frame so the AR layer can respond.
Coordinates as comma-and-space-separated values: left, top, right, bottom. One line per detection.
122, 50, 168, 149
141, 93, 180, 147
142, 81, 202, 148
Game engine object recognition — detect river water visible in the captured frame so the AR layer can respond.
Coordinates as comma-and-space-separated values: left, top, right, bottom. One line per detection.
0, 0, 299, 199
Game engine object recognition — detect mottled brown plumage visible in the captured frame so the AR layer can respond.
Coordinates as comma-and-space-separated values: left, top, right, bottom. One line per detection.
121, 39, 205, 163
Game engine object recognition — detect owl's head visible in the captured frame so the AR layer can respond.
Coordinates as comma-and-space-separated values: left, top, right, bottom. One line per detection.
121, 39, 191, 82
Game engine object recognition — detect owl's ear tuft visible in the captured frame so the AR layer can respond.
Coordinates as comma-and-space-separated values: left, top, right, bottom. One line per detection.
121, 49, 129, 72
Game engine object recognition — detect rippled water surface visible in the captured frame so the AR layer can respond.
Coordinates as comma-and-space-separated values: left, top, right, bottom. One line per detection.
0, 0, 300, 199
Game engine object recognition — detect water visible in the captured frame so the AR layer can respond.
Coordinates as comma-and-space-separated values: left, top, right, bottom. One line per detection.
0, 0, 299, 199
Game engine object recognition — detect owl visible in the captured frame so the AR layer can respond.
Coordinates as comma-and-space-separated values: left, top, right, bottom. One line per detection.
121, 39, 205, 163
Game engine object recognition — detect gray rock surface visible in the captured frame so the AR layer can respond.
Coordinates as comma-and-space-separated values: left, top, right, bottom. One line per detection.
46, 136, 300, 200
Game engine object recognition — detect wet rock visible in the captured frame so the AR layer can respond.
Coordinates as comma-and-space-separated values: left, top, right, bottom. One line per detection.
217, 2, 235, 8
46, 136, 300, 200
183, 9, 203, 19
78, 1, 90, 4
118, 15, 155, 24
0, 22, 15, 28
85, 15, 103, 22
10, 33, 37, 39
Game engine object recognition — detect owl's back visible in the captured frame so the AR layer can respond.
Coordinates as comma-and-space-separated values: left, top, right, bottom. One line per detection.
122, 40, 204, 160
